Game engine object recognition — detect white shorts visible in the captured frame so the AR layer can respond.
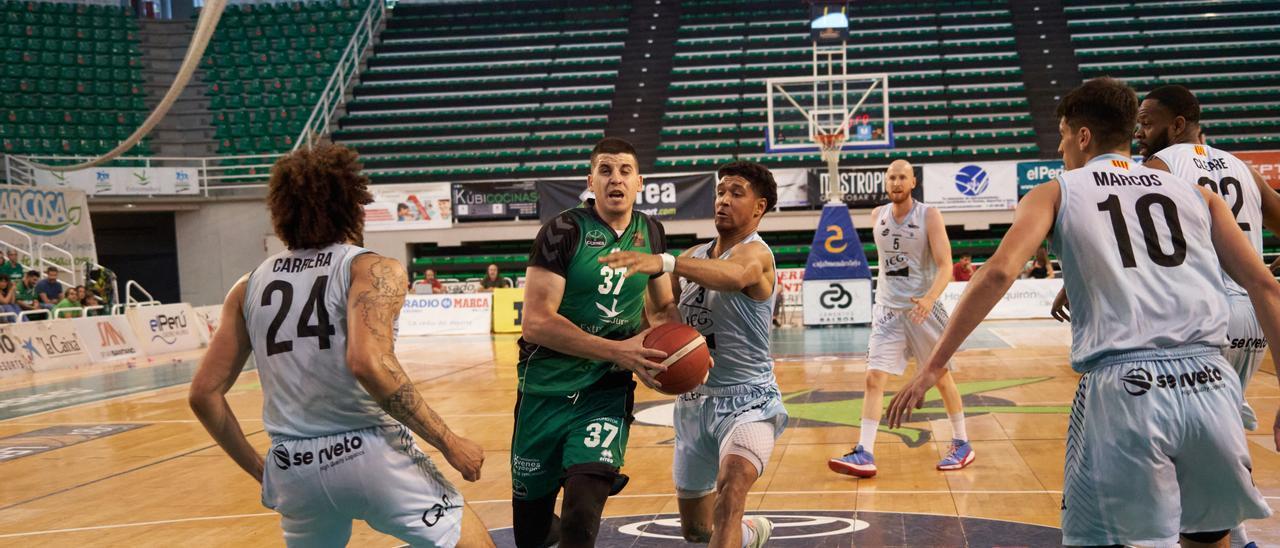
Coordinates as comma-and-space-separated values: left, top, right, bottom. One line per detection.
672, 383, 787, 498
1061, 347, 1271, 546
867, 303, 954, 376
1223, 293, 1266, 430
262, 425, 463, 548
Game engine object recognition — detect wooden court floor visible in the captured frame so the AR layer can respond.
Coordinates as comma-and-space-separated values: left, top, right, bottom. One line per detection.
0, 321, 1276, 546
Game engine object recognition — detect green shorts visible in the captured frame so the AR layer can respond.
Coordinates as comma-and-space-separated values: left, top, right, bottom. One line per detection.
510, 377, 635, 501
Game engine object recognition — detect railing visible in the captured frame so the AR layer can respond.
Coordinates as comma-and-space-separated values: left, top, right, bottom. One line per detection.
3, 152, 281, 194
295, 0, 387, 150
37, 243, 78, 287
113, 301, 160, 315
19, 309, 50, 322
86, 262, 120, 308
0, 312, 15, 323
125, 280, 156, 308
54, 305, 105, 319
0, 226, 36, 270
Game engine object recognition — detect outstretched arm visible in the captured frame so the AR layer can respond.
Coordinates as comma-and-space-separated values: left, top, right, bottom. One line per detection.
346, 253, 484, 481
600, 241, 775, 300
887, 182, 1060, 427
189, 276, 261, 482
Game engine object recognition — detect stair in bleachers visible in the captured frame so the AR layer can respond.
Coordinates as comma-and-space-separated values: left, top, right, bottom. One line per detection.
1010, 0, 1081, 158
655, 0, 1041, 171
335, 1, 632, 183
1063, 0, 1280, 149
605, 0, 682, 172
0, 0, 151, 157
138, 18, 216, 157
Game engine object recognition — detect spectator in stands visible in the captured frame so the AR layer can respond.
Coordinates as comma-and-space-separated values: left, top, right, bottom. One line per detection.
87, 267, 116, 309
422, 268, 444, 294
35, 267, 63, 311
53, 285, 83, 319
1023, 246, 1054, 279
16, 270, 39, 313
0, 250, 23, 282
83, 289, 103, 316
952, 253, 975, 282
479, 263, 511, 292
0, 277, 19, 322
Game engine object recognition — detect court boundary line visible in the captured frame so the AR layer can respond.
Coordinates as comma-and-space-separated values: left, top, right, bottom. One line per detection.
2, 496, 1276, 538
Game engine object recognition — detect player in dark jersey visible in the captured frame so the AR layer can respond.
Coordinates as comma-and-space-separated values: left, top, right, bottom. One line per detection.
512, 138, 678, 548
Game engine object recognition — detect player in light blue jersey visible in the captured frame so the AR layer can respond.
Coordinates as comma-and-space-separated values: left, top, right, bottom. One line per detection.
601, 160, 785, 548
190, 144, 494, 548
887, 78, 1277, 547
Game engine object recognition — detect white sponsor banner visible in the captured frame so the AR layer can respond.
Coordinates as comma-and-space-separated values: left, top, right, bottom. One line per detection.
10, 319, 89, 372
193, 304, 222, 344
922, 162, 1018, 211
34, 167, 199, 196
803, 279, 873, 325
399, 293, 492, 336
363, 183, 453, 231
776, 268, 804, 309
128, 303, 205, 355
73, 316, 143, 364
0, 326, 33, 377
0, 185, 98, 268
939, 278, 1064, 320
773, 168, 809, 208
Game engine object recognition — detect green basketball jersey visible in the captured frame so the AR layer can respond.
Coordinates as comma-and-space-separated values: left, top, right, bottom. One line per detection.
518, 201, 667, 395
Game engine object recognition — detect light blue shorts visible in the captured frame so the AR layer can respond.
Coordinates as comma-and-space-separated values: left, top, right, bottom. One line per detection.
1223, 293, 1265, 430
672, 383, 787, 497
1061, 346, 1271, 546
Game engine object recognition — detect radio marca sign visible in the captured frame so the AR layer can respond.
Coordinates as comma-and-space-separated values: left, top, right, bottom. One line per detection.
399, 293, 493, 336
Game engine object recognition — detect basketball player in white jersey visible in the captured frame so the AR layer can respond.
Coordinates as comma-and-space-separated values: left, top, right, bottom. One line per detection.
888, 77, 1275, 547
601, 160, 785, 548
189, 144, 494, 547
828, 159, 973, 479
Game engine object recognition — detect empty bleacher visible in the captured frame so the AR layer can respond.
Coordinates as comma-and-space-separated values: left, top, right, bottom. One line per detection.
655, 0, 1040, 170
332, 1, 630, 183
1065, 0, 1280, 148
0, 0, 149, 156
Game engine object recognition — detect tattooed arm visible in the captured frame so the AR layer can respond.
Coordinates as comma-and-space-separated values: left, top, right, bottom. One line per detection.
346, 253, 484, 481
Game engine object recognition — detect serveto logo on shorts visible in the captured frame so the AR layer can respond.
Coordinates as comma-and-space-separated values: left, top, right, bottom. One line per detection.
1121, 365, 1225, 396
1229, 338, 1267, 350
272, 435, 365, 470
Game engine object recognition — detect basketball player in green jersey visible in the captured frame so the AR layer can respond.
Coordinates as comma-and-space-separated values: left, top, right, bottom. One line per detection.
512, 138, 678, 548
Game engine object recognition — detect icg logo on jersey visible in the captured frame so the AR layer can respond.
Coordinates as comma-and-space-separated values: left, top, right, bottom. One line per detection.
954, 165, 989, 197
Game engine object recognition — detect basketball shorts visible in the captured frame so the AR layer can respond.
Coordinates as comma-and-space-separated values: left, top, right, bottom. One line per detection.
1061, 346, 1271, 547
1223, 293, 1265, 430
673, 383, 788, 497
867, 302, 955, 376
261, 424, 464, 548
511, 380, 634, 501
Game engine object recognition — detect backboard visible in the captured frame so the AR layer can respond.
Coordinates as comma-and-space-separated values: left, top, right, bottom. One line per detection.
764, 72, 893, 154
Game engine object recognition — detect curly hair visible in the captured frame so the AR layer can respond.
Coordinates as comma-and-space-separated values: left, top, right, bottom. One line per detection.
268, 143, 373, 250
717, 160, 778, 212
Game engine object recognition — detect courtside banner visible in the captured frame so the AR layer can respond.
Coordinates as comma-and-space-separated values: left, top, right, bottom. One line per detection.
73, 316, 143, 364
128, 303, 205, 355
0, 185, 98, 269
1235, 150, 1280, 190
1017, 160, 1064, 197
10, 319, 88, 372
193, 304, 222, 343
807, 166, 924, 208
922, 162, 1018, 211
802, 279, 872, 325
399, 293, 492, 336
536, 174, 716, 222
492, 287, 525, 333
776, 268, 805, 309
363, 183, 453, 231
33, 167, 199, 196
939, 278, 1063, 319
0, 326, 33, 377
804, 203, 873, 280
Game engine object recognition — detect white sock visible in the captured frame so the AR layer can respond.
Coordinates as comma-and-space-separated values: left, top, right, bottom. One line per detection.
949, 412, 968, 442
741, 520, 755, 547
859, 418, 879, 453
1230, 524, 1250, 548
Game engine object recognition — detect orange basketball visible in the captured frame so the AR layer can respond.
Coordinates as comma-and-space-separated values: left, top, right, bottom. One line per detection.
643, 323, 711, 395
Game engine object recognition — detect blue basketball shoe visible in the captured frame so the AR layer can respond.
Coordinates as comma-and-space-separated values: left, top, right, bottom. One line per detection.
937, 439, 975, 471
828, 445, 877, 478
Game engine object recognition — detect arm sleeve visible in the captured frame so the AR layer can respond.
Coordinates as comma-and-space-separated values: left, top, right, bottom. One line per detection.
528, 213, 580, 277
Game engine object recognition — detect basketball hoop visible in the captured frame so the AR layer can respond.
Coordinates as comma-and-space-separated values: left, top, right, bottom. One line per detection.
815, 130, 846, 204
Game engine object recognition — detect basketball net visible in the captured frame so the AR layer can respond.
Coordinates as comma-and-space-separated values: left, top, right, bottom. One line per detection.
815, 130, 846, 204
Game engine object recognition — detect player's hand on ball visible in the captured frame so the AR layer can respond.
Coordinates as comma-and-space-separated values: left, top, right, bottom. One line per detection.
908, 296, 935, 325
614, 327, 668, 389
442, 433, 485, 482
1051, 288, 1071, 323
599, 251, 661, 277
